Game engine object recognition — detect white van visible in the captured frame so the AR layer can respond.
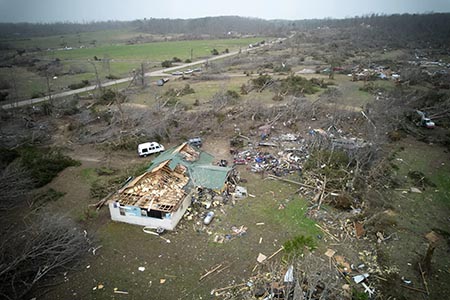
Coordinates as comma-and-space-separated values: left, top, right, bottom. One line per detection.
137, 142, 165, 157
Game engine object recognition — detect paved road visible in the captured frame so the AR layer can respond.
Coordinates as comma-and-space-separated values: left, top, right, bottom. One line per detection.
1, 38, 286, 110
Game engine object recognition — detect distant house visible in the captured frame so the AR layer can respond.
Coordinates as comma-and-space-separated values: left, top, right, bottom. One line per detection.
108, 143, 232, 230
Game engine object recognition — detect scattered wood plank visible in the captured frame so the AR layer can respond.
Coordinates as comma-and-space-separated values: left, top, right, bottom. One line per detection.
267, 174, 316, 189
419, 262, 430, 295
212, 283, 247, 294
200, 264, 223, 281
317, 176, 327, 210
400, 284, 427, 294
266, 246, 284, 261
315, 224, 340, 242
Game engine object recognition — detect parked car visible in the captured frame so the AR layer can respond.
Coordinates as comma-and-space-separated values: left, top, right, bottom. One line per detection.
137, 142, 165, 157
188, 137, 202, 148
172, 71, 183, 76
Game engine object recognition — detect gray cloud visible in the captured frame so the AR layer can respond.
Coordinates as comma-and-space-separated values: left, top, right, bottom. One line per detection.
0, 0, 449, 23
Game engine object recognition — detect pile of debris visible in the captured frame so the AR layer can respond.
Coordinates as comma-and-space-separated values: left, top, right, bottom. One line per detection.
182, 173, 249, 230
231, 133, 308, 176
210, 249, 382, 299
349, 65, 400, 82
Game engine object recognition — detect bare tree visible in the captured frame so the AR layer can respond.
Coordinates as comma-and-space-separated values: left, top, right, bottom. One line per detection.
0, 215, 90, 300
0, 162, 34, 211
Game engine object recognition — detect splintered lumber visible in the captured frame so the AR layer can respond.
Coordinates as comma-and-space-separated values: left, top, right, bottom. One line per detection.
315, 224, 340, 241
317, 176, 327, 210
266, 246, 284, 261
419, 262, 430, 295
200, 264, 223, 281
267, 174, 316, 189
212, 283, 247, 294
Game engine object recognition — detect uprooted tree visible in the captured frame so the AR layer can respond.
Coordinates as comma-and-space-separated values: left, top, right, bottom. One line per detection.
0, 215, 90, 300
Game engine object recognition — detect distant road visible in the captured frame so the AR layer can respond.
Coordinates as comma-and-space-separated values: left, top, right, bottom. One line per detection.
1, 38, 287, 110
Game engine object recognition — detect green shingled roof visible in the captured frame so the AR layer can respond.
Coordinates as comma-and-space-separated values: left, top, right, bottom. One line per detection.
191, 165, 232, 190
147, 143, 231, 190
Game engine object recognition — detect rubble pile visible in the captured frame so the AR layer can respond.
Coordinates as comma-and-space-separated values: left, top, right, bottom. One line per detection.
181, 170, 249, 231
232, 133, 308, 176
349, 65, 400, 82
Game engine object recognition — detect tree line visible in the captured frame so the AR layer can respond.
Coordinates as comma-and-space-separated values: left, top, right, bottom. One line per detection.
0, 13, 449, 47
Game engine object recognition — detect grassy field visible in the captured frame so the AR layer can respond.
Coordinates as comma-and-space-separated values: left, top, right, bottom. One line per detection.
1, 29, 151, 50
1, 37, 266, 101
39, 38, 265, 61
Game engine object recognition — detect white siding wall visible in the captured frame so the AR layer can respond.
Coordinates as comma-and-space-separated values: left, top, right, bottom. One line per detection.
108, 193, 192, 230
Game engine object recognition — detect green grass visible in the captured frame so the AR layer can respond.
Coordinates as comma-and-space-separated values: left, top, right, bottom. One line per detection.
130, 75, 294, 108
1, 29, 143, 50
228, 172, 320, 237
81, 168, 98, 184
1, 37, 266, 101
39, 38, 265, 62
393, 141, 450, 206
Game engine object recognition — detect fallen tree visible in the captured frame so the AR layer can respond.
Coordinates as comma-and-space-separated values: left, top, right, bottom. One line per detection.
0, 215, 90, 300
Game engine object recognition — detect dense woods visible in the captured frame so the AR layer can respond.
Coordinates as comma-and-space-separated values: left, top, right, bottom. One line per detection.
1, 13, 449, 45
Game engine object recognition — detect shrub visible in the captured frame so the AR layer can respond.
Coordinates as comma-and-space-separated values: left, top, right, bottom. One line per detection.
225, 90, 240, 100
172, 57, 182, 62
272, 94, 284, 101
180, 84, 195, 96
274, 64, 291, 73
0, 79, 11, 89
252, 74, 272, 90
0, 91, 9, 102
99, 89, 125, 104
0, 147, 19, 168
106, 74, 120, 80
68, 80, 89, 90
283, 235, 316, 257
211, 48, 219, 55
280, 75, 318, 95
19, 147, 80, 187
60, 98, 80, 115
161, 60, 172, 68
184, 59, 192, 63
31, 91, 45, 99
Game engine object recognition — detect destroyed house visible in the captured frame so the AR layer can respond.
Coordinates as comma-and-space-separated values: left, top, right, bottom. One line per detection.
108, 143, 232, 230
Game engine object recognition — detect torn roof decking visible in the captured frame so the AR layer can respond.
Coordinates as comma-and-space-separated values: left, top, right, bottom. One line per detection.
149, 142, 232, 190
111, 161, 190, 213
149, 142, 214, 171
110, 143, 232, 212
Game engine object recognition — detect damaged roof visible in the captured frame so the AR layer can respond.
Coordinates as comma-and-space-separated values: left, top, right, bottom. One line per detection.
110, 160, 189, 213
148, 142, 232, 190
110, 143, 231, 212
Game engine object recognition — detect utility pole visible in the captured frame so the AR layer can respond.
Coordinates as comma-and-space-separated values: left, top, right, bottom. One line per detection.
9, 66, 19, 108
140, 63, 145, 87
89, 60, 102, 94
45, 70, 52, 105
190, 48, 193, 61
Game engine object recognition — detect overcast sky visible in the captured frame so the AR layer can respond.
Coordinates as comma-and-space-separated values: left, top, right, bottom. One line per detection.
0, 0, 449, 23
